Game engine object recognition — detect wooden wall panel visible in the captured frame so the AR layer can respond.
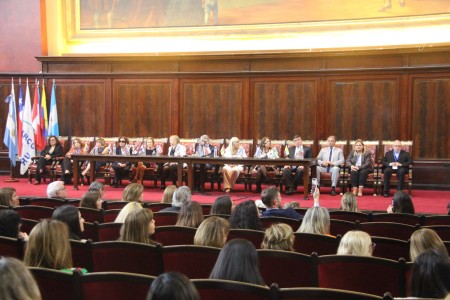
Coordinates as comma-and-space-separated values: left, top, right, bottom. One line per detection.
251, 78, 318, 140
412, 76, 450, 159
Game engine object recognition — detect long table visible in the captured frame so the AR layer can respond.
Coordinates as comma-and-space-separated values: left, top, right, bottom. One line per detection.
71, 154, 316, 199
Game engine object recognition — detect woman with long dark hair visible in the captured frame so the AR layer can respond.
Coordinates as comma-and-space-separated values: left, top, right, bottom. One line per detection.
52, 205, 85, 241
229, 200, 263, 231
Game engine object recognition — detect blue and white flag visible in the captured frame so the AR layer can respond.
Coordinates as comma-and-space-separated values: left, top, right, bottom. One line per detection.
3, 80, 18, 166
20, 79, 36, 175
48, 81, 59, 136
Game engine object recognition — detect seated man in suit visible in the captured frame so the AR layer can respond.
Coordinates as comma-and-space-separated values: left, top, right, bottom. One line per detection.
316, 135, 345, 196
282, 135, 312, 195
260, 186, 302, 220
382, 140, 412, 197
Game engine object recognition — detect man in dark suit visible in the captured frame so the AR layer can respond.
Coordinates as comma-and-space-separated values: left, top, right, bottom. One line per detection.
382, 140, 412, 197
282, 135, 312, 195
260, 187, 302, 220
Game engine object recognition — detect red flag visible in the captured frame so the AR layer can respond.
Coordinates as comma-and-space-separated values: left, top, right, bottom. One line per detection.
32, 80, 45, 150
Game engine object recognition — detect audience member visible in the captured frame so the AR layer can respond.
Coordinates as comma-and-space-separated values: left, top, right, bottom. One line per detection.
387, 190, 415, 214
175, 201, 204, 228
46, 181, 67, 199
282, 135, 312, 195
253, 136, 279, 193
0, 210, 28, 240
24, 219, 73, 270
193, 134, 216, 192
260, 187, 302, 220
88, 181, 105, 198
160, 135, 186, 189
409, 249, 450, 299
210, 239, 265, 285
382, 140, 413, 197
297, 206, 332, 236
122, 183, 144, 203
115, 202, 143, 223
161, 185, 177, 204
81, 137, 110, 180
337, 230, 373, 256
316, 135, 344, 196
111, 136, 132, 188
261, 223, 295, 251
0, 257, 42, 300
131, 137, 158, 185
346, 139, 373, 196
210, 195, 233, 215
194, 216, 230, 248
80, 191, 102, 209
229, 200, 263, 231
410, 228, 448, 262
340, 192, 359, 212
52, 205, 85, 241
61, 138, 88, 184
119, 209, 157, 245
159, 186, 192, 212
0, 187, 19, 207
222, 137, 247, 193
146, 272, 200, 300
34, 135, 63, 185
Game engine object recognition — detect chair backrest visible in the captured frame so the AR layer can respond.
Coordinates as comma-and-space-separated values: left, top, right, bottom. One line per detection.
0, 236, 24, 259
143, 202, 172, 212
127, 137, 144, 155
201, 204, 213, 215
255, 139, 285, 158
192, 279, 271, 300
103, 137, 120, 154
13, 205, 54, 221
257, 250, 318, 288
71, 136, 95, 153
20, 218, 39, 234
152, 137, 168, 155
81, 221, 97, 241
225, 138, 254, 157
179, 138, 198, 156
209, 138, 225, 157
293, 233, 341, 256
276, 287, 388, 300
75, 271, 156, 300
370, 213, 423, 226
58, 136, 70, 153
423, 215, 450, 226
317, 255, 407, 297
153, 211, 179, 226
70, 239, 93, 272
67, 198, 81, 207
27, 197, 67, 208
329, 219, 358, 236
91, 241, 163, 276
328, 211, 371, 223
371, 236, 410, 261
259, 217, 301, 231
359, 222, 418, 241
423, 225, 450, 241
102, 201, 128, 210
227, 229, 265, 249
102, 209, 122, 223
78, 207, 104, 223
153, 225, 197, 246
30, 267, 78, 300
319, 140, 348, 156
162, 245, 221, 279
382, 140, 413, 157
94, 222, 123, 242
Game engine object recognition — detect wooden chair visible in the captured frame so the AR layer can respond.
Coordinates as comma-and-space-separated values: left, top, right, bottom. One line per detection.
162, 245, 221, 279
152, 211, 179, 226
30, 267, 79, 300
259, 216, 302, 231
102, 201, 128, 210
370, 213, 423, 226
201, 204, 213, 215
371, 236, 410, 261
423, 225, 450, 241
359, 222, 419, 241
293, 233, 341, 256
153, 225, 197, 246
317, 140, 348, 194
27, 197, 67, 208
423, 215, 450, 226
78, 207, 104, 223
192, 279, 272, 300
13, 205, 54, 221
91, 241, 163, 276
81, 221, 97, 241
328, 210, 371, 223
330, 219, 358, 236
143, 202, 172, 212
276, 287, 391, 300
0, 236, 24, 259
102, 209, 122, 223
20, 218, 39, 234
94, 222, 122, 242
70, 239, 93, 272
257, 250, 318, 288
227, 229, 265, 249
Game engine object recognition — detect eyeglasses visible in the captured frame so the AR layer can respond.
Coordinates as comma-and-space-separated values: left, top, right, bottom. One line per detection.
119, 140, 126, 143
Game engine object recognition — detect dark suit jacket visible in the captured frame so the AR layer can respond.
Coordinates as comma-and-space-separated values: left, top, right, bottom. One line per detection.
40, 144, 63, 159
287, 146, 312, 159
346, 151, 373, 171
382, 150, 412, 168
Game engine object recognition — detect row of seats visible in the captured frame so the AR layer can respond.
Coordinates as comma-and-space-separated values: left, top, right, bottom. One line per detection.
30, 268, 395, 300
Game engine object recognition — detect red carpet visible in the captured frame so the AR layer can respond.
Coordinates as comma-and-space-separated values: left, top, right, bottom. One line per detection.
2, 176, 449, 214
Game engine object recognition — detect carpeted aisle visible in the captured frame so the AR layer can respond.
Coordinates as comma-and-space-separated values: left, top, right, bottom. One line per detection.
2, 176, 449, 214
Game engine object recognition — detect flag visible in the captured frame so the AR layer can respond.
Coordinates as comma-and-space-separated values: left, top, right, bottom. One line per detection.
284, 144, 289, 157
20, 79, 36, 175
17, 82, 23, 155
32, 80, 45, 150
48, 81, 59, 136
3, 80, 18, 166
40, 81, 48, 142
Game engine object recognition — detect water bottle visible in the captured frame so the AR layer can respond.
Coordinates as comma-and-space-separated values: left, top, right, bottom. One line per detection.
214, 146, 218, 157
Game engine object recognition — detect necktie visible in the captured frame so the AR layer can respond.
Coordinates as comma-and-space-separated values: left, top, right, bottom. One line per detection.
327, 147, 333, 172
170, 147, 175, 156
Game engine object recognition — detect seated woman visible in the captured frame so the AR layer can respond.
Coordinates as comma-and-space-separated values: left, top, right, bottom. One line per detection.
131, 137, 159, 185
194, 216, 230, 248
51, 205, 85, 241
161, 185, 177, 204
0, 257, 42, 300
80, 191, 103, 210
253, 137, 279, 193
115, 202, 143, 223
337, 230, 373, 256
175, 201, 204, 228
229, 200, 263, 231
161, 135, 186, 190
346, 139, 373, 196
122, 183, 144, 203
210, 239, 265, 285
159, 186, 191, 213
112, 136, 132, 188
340, 192, 359, 212
261, 223, 295, 251
147, 272, 200, 300
387, 190, 415, 214
118, 209, 158, 245
0, 187, 20, 207
0, 210, 28, 240
34, 135, 63, 185
61, 138, 89, 184
297, 206, 333, 237
81, 137, 110, 181
410, 228, 448, 262
210, 195, 234, 215
222, 137, 247, 193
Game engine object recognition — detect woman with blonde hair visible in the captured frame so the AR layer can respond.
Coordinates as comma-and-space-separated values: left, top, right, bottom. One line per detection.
122, 183, 144, 203
340, 192, 359, 212
81, 137, 110, 180
346, 139, 373, 196
61, 137, 89, 184
194, 216, 230, 248
410, 228, 448, 262
175, 201, 204, 228
115, 201, 143, 223
0, 257, 42, 300
119, 209, 158, 245
297, 206, 332, 236
261, 223, 295, 251
161, 185, 177, 204
24, 219, 73, 270
337, 230, 373, 256
222, 137, 247, 193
